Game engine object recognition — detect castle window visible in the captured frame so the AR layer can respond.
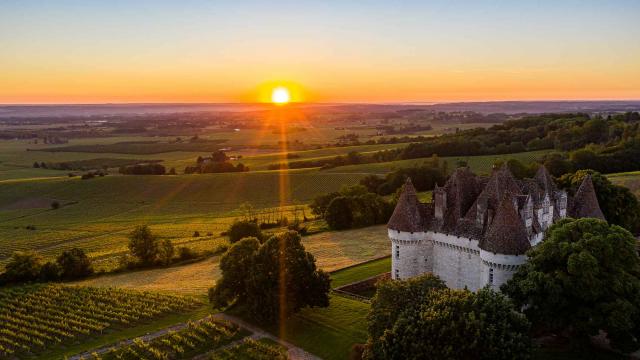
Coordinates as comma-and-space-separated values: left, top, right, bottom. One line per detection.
395, 245, 400, 259
395, 269, 400, 280
489, 268, 494, 285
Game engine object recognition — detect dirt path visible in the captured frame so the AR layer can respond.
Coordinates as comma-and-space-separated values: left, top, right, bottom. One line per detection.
70, 314, 321, 360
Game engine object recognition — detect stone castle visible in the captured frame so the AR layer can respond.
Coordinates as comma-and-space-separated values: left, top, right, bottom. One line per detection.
388, 165, 605, 290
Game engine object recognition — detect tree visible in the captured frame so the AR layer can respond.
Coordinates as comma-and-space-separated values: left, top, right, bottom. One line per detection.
366, 274, 530, 360
56, 248, 93, 280
227, 220, 263, 243
209, 237, 260, 308
209, 231, 330, 323
557, 170, 640, 233
245, 231, 331, 323
367, 288, 531, 360
365, 274, 446, 357
324, 196, 353, 230
309, 191, 340, 218
33, 161, 40, 168
158, 239, 175, 265
502, 218, 640, 352
128, 225, 159, 266
1, 251, 44, 283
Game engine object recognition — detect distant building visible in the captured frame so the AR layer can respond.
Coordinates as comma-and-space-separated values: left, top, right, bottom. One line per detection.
388, 165, 605, 290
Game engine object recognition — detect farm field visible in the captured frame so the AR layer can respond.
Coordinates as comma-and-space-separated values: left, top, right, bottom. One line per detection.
77, 225, 391, 294
608, 171, 640, 197
0, 284, 203, 359
0, 171, 366, 269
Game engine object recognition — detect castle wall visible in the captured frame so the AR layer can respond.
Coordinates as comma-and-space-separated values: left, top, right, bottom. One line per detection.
479, 250, 527, 291
389, 230, 431, 280
429, 232, 482, 291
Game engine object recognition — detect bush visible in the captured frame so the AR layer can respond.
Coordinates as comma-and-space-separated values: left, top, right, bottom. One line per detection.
51, 201, 60, 210
178, 246, 198, 261
193, 231, 200, 237
227, 220, 263, 243
158, 239, 175, 266
40, 261, 62, 281
56, 248, 93, 280
1, 251, 44, 283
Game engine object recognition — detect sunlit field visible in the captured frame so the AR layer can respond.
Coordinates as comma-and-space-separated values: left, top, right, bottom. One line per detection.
76, 225, 390, 294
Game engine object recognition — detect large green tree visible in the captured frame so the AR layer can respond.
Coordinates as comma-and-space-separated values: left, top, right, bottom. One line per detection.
209, 231, 330, 323
209, 237, 260, 308
557, 170, 640, 233
502, 218, 640, 352
366, 284, 531, 360
128, 225, 160, 266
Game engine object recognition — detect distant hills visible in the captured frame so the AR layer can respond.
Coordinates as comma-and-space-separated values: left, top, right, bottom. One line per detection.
1, 100, 639, 117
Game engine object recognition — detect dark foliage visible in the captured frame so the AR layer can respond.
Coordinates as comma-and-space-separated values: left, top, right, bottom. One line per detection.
366, 274, 531, 359
502, 218, 640, 352
56, 248, 94, 280
209, 231, 331, 323
227, 220, 264, 243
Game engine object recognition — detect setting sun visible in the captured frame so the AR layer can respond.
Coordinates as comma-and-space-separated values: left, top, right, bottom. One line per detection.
271, 87, 291, 105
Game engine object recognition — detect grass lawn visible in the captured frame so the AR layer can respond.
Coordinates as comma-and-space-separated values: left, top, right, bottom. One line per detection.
331, 256, 391, 288
229, 295, 369, 360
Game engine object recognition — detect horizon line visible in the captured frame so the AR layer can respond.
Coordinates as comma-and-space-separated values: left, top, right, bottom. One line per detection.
2, 98, 640, 107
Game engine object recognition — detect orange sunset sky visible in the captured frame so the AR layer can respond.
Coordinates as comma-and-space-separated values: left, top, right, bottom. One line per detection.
1, 1, 639, 104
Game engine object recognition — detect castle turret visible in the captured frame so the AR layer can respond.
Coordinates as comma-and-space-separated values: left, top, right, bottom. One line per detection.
479, 194, 530, 290
388, 178, 431, 280
570, 174, 605, 220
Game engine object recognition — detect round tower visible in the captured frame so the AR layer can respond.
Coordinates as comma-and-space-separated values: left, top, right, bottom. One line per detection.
479, 194, 531, 290
387, 178, 431, 280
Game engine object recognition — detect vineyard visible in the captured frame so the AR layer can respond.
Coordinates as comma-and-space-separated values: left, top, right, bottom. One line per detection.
85, 318, 246, 359
0, 284, 202, 358
210, 338, 288, 360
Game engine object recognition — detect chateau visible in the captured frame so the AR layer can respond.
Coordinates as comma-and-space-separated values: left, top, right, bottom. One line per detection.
388, 165, 605, 290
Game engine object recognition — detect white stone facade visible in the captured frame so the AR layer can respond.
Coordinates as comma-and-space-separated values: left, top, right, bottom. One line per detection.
390, 229, 526, 291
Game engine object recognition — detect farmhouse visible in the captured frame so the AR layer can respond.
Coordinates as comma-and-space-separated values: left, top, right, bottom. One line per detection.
388, 165, 605, 290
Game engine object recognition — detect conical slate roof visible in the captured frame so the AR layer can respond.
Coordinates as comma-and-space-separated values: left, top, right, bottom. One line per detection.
481, 194, 531, 255
535, 165, 556, 194
571, 175, 605, 220
388, 178, 425, 232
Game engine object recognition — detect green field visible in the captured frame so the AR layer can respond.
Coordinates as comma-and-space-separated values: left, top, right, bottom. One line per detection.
608, 171, 640, 197
0, 171, 367, 268
331, 257, 391, 288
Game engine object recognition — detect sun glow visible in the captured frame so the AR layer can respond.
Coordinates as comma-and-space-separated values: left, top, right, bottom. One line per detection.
271, 87, 291, 105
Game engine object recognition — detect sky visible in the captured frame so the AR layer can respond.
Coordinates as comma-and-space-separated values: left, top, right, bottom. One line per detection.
1, 0, 639, 104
